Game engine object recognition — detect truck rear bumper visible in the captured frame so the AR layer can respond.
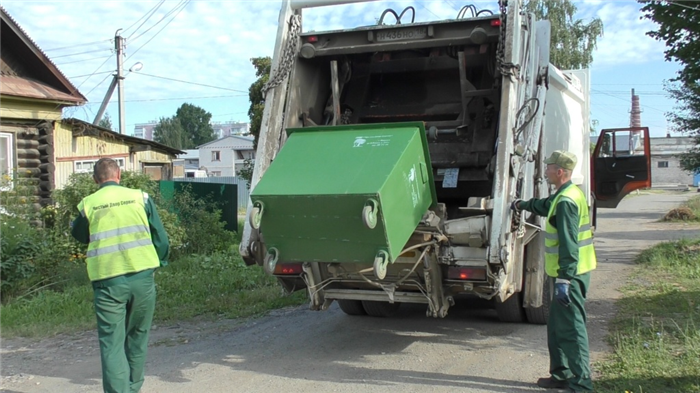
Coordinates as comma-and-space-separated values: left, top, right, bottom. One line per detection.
323, 288, 430, 304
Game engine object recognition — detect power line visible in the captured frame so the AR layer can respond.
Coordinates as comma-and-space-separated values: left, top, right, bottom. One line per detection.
56, 55, 113, 66
74, 55, 115, 90
133, 72, 247, 93
130, 0, 187, 42
591, 89, 668, 114
82, 94, 247, 105
68, 70, 115, 79
127, 1, 190, 62
50, 48, 112, 59
44, 39, 111, 52
125, 0, 166, 39
83, 72, 114, 98
668, 1, 700, 11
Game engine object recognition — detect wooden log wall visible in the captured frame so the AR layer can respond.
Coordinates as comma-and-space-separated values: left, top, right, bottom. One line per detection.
14, 121, 55, 208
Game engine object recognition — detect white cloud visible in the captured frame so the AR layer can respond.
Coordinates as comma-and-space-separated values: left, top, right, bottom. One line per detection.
580, 1, 667, 67
0, 0, 672, 131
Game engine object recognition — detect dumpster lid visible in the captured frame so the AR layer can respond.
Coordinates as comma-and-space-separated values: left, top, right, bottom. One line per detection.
286, 122, 437, 207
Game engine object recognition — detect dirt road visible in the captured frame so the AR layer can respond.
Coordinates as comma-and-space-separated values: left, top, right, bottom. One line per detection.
3, 191, 699, 393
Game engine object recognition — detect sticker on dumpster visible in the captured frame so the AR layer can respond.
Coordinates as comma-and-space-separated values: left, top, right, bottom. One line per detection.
408, 166, 420, 207
352, 135, 391, 147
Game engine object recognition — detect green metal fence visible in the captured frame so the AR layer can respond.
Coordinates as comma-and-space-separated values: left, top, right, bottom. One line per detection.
159, 181, 238, 232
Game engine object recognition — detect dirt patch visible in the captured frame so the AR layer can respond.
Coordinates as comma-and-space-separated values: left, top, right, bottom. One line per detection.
663, 207, 696, 221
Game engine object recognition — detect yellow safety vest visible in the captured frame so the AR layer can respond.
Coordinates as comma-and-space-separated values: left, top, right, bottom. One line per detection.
544, 184, 597, 277
78, 186, 159, 281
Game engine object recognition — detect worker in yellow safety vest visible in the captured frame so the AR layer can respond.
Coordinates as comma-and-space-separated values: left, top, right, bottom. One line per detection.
512, 150, 596, 393
71, 158, 169, 393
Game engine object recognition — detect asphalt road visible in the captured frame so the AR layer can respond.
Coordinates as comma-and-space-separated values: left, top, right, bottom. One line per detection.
2, 191, 699, 393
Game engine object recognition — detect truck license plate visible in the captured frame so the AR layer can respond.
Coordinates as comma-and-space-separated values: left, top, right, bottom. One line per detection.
376, 27, 427, 42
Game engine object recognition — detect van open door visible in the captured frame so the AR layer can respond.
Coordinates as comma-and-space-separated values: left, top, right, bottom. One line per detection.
592, 126, 651, 208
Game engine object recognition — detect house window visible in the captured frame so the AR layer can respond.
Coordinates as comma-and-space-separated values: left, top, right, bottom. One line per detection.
210, 171, 221, 177
212, 151, 221, 161
658, 161, 669, 168
74, 158, 126, 173
0, 132, 14, 190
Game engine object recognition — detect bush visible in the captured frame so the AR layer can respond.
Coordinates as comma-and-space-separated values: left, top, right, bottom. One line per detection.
1, 215, 40, 296
168, 185, 237, 257
1, 171, 236, 300
52, 171, 159, 229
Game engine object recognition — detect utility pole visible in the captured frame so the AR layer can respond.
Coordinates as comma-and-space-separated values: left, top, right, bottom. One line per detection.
116, 33, 126, 135
93, 29, 126, 134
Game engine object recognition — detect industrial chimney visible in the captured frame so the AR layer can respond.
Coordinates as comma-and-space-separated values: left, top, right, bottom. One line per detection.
630, 89, 642, 128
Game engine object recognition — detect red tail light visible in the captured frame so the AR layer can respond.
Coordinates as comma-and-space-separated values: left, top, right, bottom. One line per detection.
490, 19, 501, 27
447, 267, 487, 281
274, 263, 303, 275
307, 35, 318, 43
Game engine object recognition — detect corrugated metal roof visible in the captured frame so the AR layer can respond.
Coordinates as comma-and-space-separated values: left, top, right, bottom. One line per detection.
63, 118, 185, 156
0, 6, 86, 104
0, 75, 85, 103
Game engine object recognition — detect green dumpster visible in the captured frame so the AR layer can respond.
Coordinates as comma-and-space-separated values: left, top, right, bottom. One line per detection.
250, 122, 436, 278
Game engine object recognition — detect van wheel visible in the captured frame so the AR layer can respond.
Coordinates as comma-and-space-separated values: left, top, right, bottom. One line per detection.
337, 300, 366, 316
495, 291, 526, 323
362, 301, 401, 317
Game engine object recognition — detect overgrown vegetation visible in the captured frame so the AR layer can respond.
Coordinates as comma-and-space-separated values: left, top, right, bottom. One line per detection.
0, 171, 306, 338
661, 195, 700, 222
595, 238, 700, 393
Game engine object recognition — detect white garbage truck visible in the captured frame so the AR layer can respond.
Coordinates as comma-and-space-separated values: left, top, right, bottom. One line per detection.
239, 0, 651, 323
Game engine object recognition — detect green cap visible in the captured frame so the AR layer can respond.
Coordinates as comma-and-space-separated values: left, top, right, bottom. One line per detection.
544, 150, 577, 170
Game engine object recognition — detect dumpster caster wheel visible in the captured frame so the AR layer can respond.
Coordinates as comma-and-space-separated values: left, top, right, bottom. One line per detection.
264, 247, 279, 275
373, 250, 389, 280
362, 199, 378, 229
250, 202, 264, 229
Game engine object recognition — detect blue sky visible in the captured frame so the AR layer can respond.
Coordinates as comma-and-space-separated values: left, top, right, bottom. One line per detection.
1, 0, 681, 138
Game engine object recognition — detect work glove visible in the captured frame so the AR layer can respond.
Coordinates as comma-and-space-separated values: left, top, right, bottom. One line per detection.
510, 199, 522, 212
554, 278, 571, 307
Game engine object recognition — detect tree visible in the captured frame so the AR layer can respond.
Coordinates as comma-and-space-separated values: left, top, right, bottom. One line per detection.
524, 0, 604, 69
248, 57, 271, 150
98, 112, 114, 131
176, 103, 216, 148
154, 116, 186, 149
667, 81, 700, 171
641, 1, 700, 88
640, 1, 700, 171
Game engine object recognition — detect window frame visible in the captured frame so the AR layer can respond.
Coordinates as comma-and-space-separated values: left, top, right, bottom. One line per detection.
657, 161, 669, 168
0, 132, 14, 191
212, 150, 221, 162
74, 158, 126, 174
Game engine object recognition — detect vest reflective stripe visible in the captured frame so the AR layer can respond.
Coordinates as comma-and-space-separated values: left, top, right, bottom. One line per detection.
86, 238, 155, 258
544, 223, 591, 241
89, 224, 151, 242
78, 186, 160, 281
544, 184, 597, 277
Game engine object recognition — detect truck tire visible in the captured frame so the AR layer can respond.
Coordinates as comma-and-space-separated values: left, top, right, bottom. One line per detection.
362, 301, 401, 317
525, 275, 551, 325
495, 291, 526, 323
337, 300, 367, 316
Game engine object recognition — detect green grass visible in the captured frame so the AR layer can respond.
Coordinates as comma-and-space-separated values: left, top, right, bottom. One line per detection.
0, 241, 307, 338
595, 238, 700, 393
683, 196, 700, 220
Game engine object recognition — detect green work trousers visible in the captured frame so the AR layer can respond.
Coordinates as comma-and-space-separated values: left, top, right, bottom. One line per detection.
548, 272, 594, 392
93, 269, 156, 393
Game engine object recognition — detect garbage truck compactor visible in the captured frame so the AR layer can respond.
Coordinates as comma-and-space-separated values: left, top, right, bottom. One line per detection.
239, 0, 652, 322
